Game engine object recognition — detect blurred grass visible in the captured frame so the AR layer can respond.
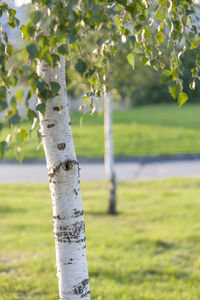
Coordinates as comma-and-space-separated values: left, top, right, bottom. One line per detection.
1, 179, 200, 299
2, 103, 200, 160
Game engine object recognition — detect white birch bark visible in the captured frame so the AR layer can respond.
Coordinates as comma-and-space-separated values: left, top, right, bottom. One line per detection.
104, 93, 117, 214
37, 56, 90, 300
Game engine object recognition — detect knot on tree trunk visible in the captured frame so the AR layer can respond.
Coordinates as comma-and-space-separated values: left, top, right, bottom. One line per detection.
57, 143, 66, 150
48, 160, 79, 181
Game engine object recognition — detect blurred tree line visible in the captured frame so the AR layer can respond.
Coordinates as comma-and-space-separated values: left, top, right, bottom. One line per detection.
66, 38, 200, 107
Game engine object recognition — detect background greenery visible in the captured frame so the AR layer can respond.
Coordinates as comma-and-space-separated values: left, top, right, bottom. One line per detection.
66, 38, 200, 107
1, 179, 200, 299
1, 103, 200, 160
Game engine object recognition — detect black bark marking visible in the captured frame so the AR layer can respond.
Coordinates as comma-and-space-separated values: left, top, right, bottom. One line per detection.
53, 214, 61, 220
57, 143, 66, 150
69, 122, 71, 125
53, 105, 63, 112
73, 279, 90, 298
64, 258, 73, 265
81, 291, 90, 298
74, 209, 83, 217
54, 221, 85, 243
48, 160, 79, 181
41, 118, 52, 123
47, 123, 55, 128
55, 231, 71, 243
53, 215, 67, 221
73, 189, 78, 196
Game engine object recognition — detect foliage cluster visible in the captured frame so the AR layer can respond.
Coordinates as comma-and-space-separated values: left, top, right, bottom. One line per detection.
0, 0, 200, 157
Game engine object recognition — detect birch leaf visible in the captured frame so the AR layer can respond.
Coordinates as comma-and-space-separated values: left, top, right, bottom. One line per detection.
178, 92, 188, 106
127, 53, 135, 70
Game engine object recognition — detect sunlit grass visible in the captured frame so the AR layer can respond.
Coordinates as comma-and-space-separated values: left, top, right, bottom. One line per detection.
1, 179, 200, 299
2, 103, 200, 160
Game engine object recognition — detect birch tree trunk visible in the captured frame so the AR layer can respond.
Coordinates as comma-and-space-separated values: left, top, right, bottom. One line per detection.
37, 56, 90, 300
104, 93, 117, 214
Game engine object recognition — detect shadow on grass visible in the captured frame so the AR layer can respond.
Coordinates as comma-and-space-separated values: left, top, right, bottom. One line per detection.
90, 267, 190, 285
85, 211, 121, 217
0, 205, 27, 215
0, 264, 17, 273
122, 238, 178, 254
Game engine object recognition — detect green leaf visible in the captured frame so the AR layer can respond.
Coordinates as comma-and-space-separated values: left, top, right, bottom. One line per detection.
68, 34, 77, 44
50, 81, 60, 95
155, 10, 166, 20
190, 41, 197, 50
30, 11, 43, 23
26, 43, 39, 58
57, 44, 68, 55
75, 59, 87, 74
0, 141, 7, 158
21, 22, 36, 39
0, 86, 6, 101
141, 56, 149, 65
27, 24, 36, 38
116, 17, 121, 29
36, 103, 46, 115
178, 92, 188, 106
21, 65, 32, 73
5, 45, 14, 57
88, 76, 96, 85
125, 4, 137, 17
43, 53, 59, 68
9, 114, 20, 125
89, 103, 95, 114
10, 96, 17, 109
97, 37, 104, 46
0, 101, 7, 112
156, 32, 164, 44
7, 75, 17, 87
43, 53, 54, 67
160, 70, 172, 83
21, 25, 29, 39
51, 54, 59, 67
8, 18, 16, 29
127, 53, 135, 70
9, 8, 16, 17
15, 89, 23, 103
27, 109, 37, 123
16, 129, 28, 147
37, 130, 42, 145
168, 85, 179, 99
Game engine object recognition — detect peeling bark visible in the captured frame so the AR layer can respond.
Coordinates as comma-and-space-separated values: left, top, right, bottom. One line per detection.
37, 56, 90, 299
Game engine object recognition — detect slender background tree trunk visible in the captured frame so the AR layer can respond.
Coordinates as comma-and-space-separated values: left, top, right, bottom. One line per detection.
37, 56, 90, 299
104, 93, 117, 214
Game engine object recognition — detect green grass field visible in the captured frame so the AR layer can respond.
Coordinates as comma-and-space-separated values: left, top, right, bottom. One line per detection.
1, 179, 200, 299
2, 103, 200, 160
